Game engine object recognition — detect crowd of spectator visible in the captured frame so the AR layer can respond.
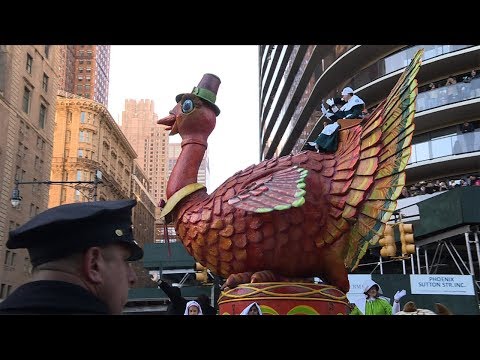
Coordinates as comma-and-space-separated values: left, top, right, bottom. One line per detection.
416, 69, 480, 111
400, 175, 480, 198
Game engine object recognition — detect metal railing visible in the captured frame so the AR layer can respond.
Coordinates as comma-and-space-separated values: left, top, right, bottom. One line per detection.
409, 130, 480, 164
416, 77, 480, 112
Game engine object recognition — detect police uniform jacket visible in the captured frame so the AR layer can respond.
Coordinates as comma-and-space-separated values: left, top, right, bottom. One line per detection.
0, 280, 110, 314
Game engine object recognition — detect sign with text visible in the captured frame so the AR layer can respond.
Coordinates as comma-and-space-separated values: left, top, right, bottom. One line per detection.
347, 274, 372, 294
410, 275, 475, 295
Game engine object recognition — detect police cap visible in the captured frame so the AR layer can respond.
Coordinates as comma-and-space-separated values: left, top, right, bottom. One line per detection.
7, 199, 143, 267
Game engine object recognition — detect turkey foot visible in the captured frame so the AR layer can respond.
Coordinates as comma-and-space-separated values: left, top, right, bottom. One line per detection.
222, 270, 314, 290
221, 272, 253, 290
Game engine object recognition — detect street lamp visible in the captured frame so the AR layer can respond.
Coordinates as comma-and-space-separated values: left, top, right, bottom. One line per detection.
11, 188, 22, 208
10, 170, 103, 208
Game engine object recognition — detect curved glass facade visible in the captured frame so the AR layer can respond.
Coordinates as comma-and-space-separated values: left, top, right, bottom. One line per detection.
350, 45, 472, 91
260, 45, 355, 159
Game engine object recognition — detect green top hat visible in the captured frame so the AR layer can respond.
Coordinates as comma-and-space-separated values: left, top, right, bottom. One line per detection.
175, 73, 221, 116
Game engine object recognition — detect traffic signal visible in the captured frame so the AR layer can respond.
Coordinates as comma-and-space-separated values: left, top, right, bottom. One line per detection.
399, 223, 415, 255
195, 262, 208, 283
379, 224, 396, 257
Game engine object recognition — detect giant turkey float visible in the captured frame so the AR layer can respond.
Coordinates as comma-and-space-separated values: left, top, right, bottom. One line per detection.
157, 49, 424, 315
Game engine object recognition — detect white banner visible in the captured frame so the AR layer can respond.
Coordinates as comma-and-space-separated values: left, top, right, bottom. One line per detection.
410, 275, 475, 295
346, 274, 372, 303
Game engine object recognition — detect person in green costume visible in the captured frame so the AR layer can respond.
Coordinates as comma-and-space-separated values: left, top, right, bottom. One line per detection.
349, 279, 406, 315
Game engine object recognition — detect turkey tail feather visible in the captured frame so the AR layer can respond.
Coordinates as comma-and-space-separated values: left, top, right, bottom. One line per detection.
345, 49, 424, 270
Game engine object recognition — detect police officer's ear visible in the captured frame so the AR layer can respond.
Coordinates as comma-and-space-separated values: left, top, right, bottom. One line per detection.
83, 247, 105, 283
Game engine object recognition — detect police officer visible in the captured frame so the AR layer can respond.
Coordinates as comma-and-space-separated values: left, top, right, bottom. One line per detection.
0, 199, 143, 314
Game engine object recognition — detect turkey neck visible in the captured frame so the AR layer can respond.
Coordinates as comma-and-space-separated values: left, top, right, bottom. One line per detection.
166, 137, 207, 198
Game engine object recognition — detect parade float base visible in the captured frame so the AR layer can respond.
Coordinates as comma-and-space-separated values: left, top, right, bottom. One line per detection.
218, 282, 350, 315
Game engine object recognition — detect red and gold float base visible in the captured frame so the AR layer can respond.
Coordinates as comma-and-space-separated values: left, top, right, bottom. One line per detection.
218, 282, 350, 315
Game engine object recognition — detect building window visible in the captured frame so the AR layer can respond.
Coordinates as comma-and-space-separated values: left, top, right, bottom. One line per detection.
24, 257, 31, 274
42, 73, 49, 92
4, 250, 10, 265
39, 104, 47, 129
22, 87, 31, 113
75, 189, 81, 202
79, 130, 90, 142
76, 84, 83, 92
26, 54, 33, 74
29, 203, 35, 218
78, 149, 83, 157
32, 178, 38, 194
44, 45, 50, 58
77, 170, 82, 181
80, 112, 86, 123
15, 166, 22, 181
36, 136, 44, 149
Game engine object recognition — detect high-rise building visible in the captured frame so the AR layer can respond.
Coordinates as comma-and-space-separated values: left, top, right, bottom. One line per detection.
57, 45, 110, 106
259, 45, 480, 282
0, 45, 59, 294
120, 99, 169, 203
51, 91, 137, 205
57, 45, 76, 93
60, 45, 110, 106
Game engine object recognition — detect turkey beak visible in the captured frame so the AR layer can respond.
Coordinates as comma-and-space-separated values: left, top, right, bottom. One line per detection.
157, 114, 179, 135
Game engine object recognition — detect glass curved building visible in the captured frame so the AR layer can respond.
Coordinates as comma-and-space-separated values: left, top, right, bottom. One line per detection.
259, 45, 480, 285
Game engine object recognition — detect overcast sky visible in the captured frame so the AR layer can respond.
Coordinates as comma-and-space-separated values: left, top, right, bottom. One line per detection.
108, 45, 260, 192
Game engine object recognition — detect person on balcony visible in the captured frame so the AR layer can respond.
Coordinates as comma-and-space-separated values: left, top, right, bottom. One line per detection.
445, 75, 459, 103
461, 121, 475, 152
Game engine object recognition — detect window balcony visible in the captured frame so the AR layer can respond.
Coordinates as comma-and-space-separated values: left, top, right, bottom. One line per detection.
409, 130, 480, 164
350, 45, 472, 91
416, 77, 480, 112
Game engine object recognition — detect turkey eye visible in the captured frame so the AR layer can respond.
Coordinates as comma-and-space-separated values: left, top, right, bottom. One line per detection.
182, 99, 194, 113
